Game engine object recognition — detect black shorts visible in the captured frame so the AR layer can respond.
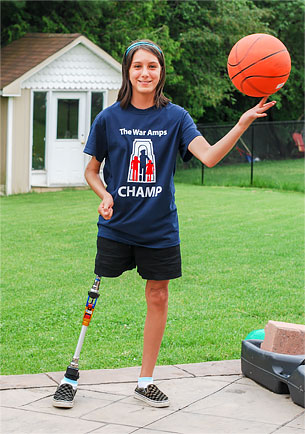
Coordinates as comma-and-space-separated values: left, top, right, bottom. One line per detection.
94, 237, 182, 280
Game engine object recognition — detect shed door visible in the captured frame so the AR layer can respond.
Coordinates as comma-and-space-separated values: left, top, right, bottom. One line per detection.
49, 92, 86, 186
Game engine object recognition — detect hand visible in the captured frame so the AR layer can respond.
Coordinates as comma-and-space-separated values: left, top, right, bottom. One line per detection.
98, 193, 114, 220
238, 97, 276, 130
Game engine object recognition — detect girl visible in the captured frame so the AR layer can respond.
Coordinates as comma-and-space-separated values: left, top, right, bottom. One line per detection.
54, 39, 276, 408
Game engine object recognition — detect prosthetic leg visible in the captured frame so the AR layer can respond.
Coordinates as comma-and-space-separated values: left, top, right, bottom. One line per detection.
53, 276, 101, 408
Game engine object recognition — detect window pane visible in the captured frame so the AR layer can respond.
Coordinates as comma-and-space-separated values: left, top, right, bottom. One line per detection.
91, 92, 104, 124
57, 99, 79, 139
32, 92, 47, 170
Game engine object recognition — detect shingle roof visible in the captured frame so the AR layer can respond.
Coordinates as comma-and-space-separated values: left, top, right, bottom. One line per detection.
1, 33, 82, 89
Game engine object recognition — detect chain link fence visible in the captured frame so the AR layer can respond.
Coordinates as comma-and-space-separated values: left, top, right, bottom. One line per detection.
176, 120, 304, 188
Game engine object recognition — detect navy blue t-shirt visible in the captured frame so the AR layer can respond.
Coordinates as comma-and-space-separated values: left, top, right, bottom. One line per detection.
84, 101, 201, 248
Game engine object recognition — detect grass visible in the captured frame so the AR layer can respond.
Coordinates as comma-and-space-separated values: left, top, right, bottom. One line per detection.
1, 184, 304, 375
175, 159, 304, 192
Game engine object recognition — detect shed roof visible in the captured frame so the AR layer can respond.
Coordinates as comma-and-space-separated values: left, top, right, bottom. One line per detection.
1, 33, 82, 89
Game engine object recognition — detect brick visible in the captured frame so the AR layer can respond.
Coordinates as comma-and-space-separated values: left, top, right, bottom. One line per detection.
261, 320, 305, 355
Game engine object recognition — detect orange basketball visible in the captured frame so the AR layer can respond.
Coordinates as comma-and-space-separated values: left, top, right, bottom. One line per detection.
227, 33, 291, 97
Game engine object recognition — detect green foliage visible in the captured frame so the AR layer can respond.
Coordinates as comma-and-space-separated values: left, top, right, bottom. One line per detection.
96, 1, 182, 86
1, 0, 303, 123
164, 0, 271, 121
1, 1, 106, 44
254, 0, 305, 121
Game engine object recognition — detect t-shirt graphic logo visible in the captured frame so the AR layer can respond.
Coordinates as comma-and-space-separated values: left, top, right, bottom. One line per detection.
127, 139, 156, 183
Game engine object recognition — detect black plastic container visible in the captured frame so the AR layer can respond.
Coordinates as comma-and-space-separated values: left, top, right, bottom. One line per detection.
241, 339, 304, 407
287, 365, 305, 408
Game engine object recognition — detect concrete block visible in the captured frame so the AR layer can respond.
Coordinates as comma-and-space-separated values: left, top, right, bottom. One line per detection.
261, 321, 305, 355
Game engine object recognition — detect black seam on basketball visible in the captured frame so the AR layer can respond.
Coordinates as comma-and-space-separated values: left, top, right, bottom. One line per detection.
228, 34, 265, 67
240, 74, 289, 95
229, 49, 288, 80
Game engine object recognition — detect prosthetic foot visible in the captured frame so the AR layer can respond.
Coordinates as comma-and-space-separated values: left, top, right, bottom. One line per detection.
52, 276, 101, 408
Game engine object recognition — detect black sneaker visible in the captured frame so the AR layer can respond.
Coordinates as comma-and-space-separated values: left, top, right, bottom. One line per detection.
52, 383, 77, 408
134, 384, 169, 407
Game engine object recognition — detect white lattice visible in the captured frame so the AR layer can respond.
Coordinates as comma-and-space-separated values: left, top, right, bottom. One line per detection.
22, 43, 121, 90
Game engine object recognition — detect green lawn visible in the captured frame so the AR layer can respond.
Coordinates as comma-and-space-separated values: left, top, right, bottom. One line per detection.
1, 185, 304, 375
175, 159, 304, 192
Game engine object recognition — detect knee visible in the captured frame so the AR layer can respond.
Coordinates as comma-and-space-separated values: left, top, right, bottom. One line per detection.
146, 281, 169, 309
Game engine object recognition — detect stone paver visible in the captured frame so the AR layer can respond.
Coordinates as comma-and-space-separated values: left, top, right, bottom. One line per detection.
174, 359, 241, 377
0, 373, 57, 390
147, 410, 282, 434
1, 407, 104, 434
287, 413, 305, 430
90, 425, 138, 434
1, 360, 304, 434
47, 364, 192, 386
183, 379, 302, 425
275, 428, 304, 434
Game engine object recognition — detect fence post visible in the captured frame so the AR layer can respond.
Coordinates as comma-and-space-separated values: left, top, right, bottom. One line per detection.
251, 125, 254, 185
201, 163, 205, 185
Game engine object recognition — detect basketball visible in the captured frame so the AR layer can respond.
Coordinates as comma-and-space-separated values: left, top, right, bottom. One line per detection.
227, 33, 291, 97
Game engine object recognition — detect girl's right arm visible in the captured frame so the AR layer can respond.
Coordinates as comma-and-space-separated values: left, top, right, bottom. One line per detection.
188, 97, 275, 168
85, 156, 114, 220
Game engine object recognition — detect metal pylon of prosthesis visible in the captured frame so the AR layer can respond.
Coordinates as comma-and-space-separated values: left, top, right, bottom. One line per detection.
64, 276, 101, 382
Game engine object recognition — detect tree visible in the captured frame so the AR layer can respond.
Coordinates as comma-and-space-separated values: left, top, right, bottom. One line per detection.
1, 1, 106, 45
93, 1, 182, 89
1, 0, 303, 122
253, 0, 305, 121
163, 0, 272, 122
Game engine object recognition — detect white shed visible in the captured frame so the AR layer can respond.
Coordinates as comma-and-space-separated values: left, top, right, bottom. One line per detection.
1, 33, 122, 194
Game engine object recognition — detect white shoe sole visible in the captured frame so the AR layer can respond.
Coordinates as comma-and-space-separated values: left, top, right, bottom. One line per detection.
52, 399, 74, 408
134, 391, 170, 407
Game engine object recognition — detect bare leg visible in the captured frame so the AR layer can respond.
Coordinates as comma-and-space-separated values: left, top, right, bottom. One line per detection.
140, 280, 169, 378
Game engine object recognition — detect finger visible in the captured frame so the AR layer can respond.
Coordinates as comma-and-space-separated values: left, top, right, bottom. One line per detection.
102, 205, 113, 216
102, 204, 113, 213
258, 96, 269, 107
102, 209, 113, 220
101, 209, 109, 218
260, 101, 276, 112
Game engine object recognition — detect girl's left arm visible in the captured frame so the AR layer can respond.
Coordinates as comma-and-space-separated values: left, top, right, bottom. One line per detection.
188, 97, 276, 168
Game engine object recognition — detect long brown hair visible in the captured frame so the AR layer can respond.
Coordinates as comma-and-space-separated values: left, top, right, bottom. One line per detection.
117, 39, 170, 109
